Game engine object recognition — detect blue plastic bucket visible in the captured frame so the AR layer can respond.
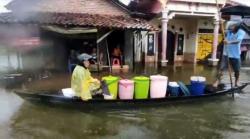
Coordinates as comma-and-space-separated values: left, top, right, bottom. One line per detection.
169, 86, 180, 96
168, 82, 180, 96
190, 76, 206, 96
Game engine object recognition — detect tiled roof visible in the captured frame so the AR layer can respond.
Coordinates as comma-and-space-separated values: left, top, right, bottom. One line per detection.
1, 0, 157, 30
0, 12, 157, 30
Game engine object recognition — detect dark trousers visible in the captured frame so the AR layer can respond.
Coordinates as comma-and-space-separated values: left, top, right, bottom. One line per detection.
217, 56, 241, 81
241, 51, 247, 61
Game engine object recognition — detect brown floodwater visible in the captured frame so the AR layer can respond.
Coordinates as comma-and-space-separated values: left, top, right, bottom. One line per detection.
1, 63, 250, 139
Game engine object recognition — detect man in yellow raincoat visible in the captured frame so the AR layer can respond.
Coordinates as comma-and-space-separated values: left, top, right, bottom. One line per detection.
71, 53, 101, 100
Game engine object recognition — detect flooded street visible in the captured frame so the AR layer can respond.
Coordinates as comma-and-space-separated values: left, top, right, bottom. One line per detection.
1, 64, 250, 139
1, 0, 250, 138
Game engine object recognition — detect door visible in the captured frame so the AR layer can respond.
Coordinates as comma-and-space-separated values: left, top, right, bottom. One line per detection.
167, 31, 175, 63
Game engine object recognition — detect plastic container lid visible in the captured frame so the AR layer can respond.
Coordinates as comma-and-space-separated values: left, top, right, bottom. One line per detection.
190, 76, 198, 81
190, 76, 206, 82
169, 82, 179, 87
198, 76, 206, 82
102, 75, 119, 81
133, 76, 149, 81
119, 79, 134, 84
150, 75, 168, 81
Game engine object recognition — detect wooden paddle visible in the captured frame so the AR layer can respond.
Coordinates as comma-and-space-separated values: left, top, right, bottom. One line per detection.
215, 0, 233, 92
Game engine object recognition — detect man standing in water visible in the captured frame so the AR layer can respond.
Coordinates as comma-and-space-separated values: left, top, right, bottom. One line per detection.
214, 22, 246, 87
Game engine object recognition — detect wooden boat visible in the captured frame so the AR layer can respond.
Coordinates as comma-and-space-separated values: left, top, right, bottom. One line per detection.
14, 83, 249, 109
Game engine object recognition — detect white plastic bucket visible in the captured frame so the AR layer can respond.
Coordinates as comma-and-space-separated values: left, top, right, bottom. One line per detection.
119, 79, 134, 100
150, 75, 168, 98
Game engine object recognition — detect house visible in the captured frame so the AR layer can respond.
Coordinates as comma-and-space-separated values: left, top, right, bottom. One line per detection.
0, 0, 156, 73
124, 0, 250, 65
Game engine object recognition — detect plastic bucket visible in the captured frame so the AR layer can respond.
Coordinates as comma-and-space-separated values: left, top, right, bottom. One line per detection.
102, 75, 119, 99
168, 82, 180, 96
133, 76, 150, 99
119, 79, 134, 100
190, 76, 206, 96
150, 75, 168, 98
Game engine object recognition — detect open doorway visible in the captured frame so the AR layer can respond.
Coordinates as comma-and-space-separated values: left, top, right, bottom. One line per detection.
167, 30, 175, 64
158, 30, 176, 64
107, 30, 125, 66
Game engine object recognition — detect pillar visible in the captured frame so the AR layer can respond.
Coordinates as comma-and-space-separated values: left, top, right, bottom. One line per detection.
161, 8, 169, 67
208, 15, 220, 66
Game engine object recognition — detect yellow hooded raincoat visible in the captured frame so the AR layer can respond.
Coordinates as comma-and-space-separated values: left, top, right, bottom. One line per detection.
71, 65, 100, 100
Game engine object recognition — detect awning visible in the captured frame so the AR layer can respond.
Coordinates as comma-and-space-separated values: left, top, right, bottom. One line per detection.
220, 5, 250, 16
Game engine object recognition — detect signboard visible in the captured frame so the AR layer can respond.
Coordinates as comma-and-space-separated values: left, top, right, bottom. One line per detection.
8, 37, 41, 52
12, 37, 41, 46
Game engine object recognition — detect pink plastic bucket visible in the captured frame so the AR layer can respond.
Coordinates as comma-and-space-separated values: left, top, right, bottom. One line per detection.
150, 75, 168, 98
119, 79, 134, 100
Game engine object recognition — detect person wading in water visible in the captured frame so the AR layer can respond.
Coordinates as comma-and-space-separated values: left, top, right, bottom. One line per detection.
213, 22, 246, 87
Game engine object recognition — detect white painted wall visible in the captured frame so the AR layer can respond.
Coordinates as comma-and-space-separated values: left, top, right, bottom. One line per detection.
167, 2, 219, 15
167, 18, 198, 54
184, 19, 198, 54
168, 19, 187, 34
152, 17, 199, 60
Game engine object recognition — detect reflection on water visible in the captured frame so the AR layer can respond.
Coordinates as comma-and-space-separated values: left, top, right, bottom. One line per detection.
1, 64, 250, 139
0, 89, 23, 139
9, 98, 250, 139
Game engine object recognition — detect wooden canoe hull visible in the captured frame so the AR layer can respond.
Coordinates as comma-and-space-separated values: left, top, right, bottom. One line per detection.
14, 83, 249, 109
